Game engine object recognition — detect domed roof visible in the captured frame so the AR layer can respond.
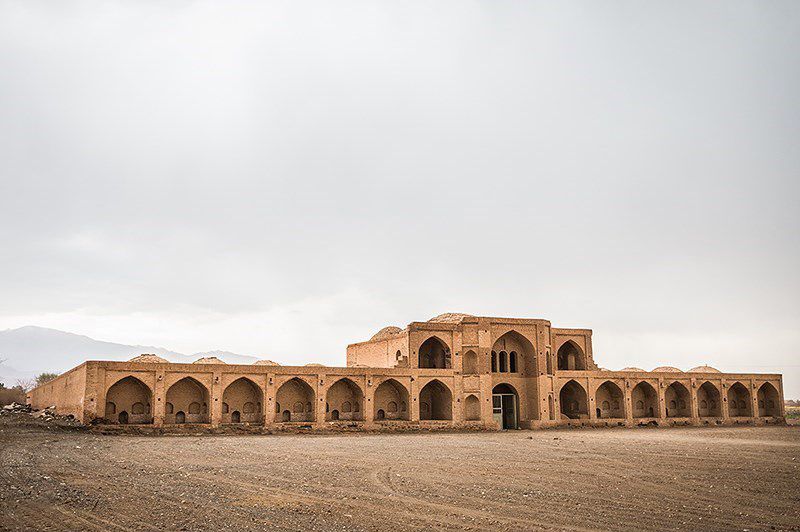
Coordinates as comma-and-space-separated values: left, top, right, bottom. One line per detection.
129, 354, 169, 363
304, 363, 325, 367
652, 366, 683, 372
371, 326, 402, 341
620, 367, 646, 372
254, 359, 281, 366
427, 312, 474, 324
193, 356, 226, 364
688, 365, 720, 373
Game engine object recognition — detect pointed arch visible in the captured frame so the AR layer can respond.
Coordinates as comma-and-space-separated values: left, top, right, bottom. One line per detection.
275, 377, 315, 422
631, 381, 658, 419
492, 331, 534, 374
697, 381, 721, 417
325, 378, 363, 421
105, 375, 153, 424
595, 381, 624, 419
665, 382, 691, 417
757, 382, 780, 417
222, 377, 263, 424
559, 380, 588, 419
166, 377, 210, 424
418, 336, 451, 369
374, 378, 410, 421
419, 379, 453, 420
727, 382, 752, 418
557, 340, 586, 371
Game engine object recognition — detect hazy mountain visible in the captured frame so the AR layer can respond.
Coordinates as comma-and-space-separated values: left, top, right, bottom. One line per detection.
0, 326, 258, 387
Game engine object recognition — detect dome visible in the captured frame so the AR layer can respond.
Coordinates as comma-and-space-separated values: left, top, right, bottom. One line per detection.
370, 326, 402, 341
304, 363, 325, 367
129, 354, 169, 363
427, 312, 474, 324
652, 366, 683, 373
254, 359, 281, 366
193, 356, 226, 364
688, 365, 720, 373
620, 367, 646, 372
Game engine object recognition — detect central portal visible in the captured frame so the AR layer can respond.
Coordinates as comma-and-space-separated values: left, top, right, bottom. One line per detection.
492, 384, 518, 429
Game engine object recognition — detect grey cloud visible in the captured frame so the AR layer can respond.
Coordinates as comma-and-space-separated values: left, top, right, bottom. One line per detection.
0, 1, 798, 394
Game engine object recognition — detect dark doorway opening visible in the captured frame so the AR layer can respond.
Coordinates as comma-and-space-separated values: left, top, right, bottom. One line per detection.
492, 384, 519, 429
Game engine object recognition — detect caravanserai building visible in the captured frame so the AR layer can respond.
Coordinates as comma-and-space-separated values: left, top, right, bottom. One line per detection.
28, 313, 785, 429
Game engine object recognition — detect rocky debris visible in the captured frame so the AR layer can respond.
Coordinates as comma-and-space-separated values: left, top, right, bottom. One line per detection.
1, 402, 82, 426
2, 401, 32, 414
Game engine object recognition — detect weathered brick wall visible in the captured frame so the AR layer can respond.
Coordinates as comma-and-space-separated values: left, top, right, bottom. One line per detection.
28, 363, 87, 419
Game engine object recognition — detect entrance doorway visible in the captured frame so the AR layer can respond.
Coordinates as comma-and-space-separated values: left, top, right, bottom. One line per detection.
492, 384, 518, 429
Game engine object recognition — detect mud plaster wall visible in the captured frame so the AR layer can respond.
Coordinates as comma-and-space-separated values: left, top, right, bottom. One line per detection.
28, 364, 87, 419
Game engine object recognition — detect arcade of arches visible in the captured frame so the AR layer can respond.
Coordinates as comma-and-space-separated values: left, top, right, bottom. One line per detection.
30, 314, 785, 430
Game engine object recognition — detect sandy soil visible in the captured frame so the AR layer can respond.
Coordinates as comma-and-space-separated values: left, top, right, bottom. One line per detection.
1, 416, 798, 532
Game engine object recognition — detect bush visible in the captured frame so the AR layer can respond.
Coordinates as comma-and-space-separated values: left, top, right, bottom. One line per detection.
0, 385, 25, 406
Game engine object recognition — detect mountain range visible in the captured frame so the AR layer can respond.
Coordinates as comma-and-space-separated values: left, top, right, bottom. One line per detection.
0, 326, 260, 387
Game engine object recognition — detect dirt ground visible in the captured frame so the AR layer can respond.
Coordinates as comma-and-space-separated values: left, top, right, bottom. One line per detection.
1, 416, 798, 532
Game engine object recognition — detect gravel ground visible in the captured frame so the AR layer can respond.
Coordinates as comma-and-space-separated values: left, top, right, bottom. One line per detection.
1, 415, 798, 531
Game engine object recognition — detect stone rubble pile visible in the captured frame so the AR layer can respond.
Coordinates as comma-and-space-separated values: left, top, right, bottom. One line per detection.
1, 402, 80, 424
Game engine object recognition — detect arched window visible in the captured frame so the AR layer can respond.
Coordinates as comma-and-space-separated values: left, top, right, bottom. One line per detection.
491, 351, 497, 373
509, 352, 517, 373
499, 351, 508, 372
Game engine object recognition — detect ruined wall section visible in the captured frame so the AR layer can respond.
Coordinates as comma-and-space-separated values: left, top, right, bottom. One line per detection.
346, 333, 408, 368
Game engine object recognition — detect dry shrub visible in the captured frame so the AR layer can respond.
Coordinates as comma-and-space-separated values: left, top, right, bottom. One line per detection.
0, 386, 26, 406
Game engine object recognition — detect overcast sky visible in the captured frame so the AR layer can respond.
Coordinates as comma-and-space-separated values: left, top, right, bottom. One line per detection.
1, 1, 798, 395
